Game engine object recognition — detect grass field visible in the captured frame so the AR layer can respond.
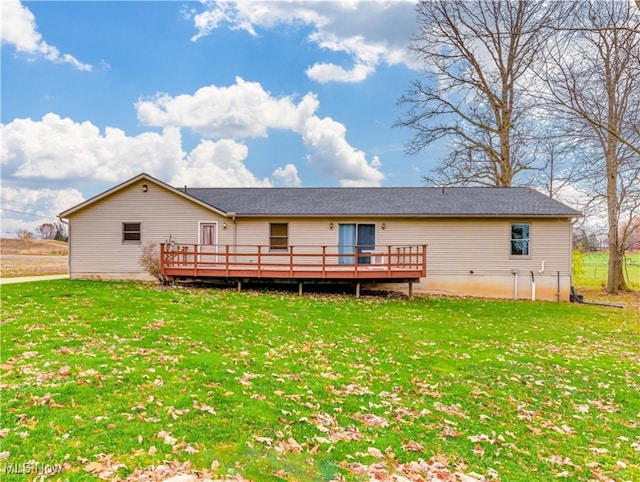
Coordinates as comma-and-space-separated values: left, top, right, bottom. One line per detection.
574, 252, 640, 290
1, 280, 638, 480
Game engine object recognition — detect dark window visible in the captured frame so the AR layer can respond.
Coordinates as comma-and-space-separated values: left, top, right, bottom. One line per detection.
123, 222, 141, 243
510, 224, 530, 256
270, 223, 288, 250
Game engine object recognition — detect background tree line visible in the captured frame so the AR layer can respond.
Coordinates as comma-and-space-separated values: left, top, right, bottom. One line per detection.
16, 222, 68, 242
397, 0, 640, 294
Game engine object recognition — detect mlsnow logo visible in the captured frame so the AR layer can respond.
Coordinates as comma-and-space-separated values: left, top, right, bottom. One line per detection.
3, 460, 63, 475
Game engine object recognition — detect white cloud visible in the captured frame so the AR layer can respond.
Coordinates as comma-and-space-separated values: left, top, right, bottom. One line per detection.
306, 62, 374, 83
1, 114, 183, 183
0, 0, 92, 71
1, 185, 85, 236
137, 77, 384, 186
188, 1, 419, 83
1, 113, 273, 193
171, 139, 272, 187
302, 116, 384, 187
272, 164, 302, 187
189, 0, 328, 41
3, 79, 384, 213
136, 77, 318, 139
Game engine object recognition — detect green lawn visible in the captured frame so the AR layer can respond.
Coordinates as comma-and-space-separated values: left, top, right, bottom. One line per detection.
574, 251, 640, 289
1, 280, 639, 481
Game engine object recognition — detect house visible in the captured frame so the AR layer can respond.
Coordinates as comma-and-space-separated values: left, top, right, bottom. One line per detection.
59, 173, 581, 301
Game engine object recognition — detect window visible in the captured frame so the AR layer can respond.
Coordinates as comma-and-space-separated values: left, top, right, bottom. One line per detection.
270, 223, 288, 250
510, 224, 530, 256
123, 222, 141, 243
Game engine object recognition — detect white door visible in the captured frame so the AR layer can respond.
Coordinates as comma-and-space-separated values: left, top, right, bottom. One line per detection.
199, 223, 217, 265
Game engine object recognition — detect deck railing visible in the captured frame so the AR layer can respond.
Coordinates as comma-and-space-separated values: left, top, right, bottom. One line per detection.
160, 243, 427, 280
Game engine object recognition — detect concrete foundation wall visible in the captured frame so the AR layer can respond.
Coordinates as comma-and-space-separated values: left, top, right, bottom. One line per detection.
371, 271, 571, 302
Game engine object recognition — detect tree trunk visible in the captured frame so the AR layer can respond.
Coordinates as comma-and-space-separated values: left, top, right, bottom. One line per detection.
606, 208, 628, 293
605, 143, 629, 293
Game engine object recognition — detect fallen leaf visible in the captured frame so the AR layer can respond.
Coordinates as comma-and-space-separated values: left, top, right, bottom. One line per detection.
84, 461, 104, 473
367, 447, 384, 459
401, 440, 424, 452
473, 444, 485, 457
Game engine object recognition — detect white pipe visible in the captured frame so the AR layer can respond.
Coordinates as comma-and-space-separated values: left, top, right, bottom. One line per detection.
513, 273, 518, 300
531, 281, 536, 301
538, 260, 545, 274
531, 271, 536, 301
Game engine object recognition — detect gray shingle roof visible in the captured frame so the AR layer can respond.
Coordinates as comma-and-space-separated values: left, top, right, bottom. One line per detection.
183, 187, 580, 217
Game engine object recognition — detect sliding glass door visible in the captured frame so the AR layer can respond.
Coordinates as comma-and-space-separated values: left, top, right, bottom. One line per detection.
338, 223, 375, 264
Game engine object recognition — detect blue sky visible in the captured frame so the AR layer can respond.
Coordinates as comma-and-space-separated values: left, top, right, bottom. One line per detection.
1, 0, 444, 235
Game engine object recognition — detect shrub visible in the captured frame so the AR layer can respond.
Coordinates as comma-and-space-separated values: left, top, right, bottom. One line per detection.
139, 242, 165, 283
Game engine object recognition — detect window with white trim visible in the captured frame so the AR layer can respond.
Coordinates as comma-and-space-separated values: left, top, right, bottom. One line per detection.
510, 224, 530, 256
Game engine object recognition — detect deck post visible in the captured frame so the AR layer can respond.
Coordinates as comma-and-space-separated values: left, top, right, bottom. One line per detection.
387, 245, 392, 276
422, 244, 427, 276
355, 282, 361, 298
289, 246, 294, 277
354, 245, 358, 276
257, 245, 262, 278
225, 245, 230, 277
193, 244, 198, 276
160, 243, 165, 277
322, 246, 326, 278
408, 281, 413, 300
298, 282, 303, 296
237, 280, 242, 292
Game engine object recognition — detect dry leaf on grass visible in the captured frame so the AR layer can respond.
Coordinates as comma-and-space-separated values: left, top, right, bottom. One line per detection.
401, 440, 424, 453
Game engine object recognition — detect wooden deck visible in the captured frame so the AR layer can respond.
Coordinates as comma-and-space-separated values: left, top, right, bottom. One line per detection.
160, 243, 427, 285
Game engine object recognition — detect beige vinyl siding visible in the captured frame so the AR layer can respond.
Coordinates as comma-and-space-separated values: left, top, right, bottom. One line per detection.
223, 216, 570, 274
375, 217, 572, 276
373, 217, 572, 299
68, 180, 228, 277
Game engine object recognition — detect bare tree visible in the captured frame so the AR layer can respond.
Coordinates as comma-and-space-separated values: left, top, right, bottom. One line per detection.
396, 0, 571, 187
15, 229, 34, 240
53, 222, 68, 242
36, 223, 56, 240
622, 215, 640, 250
542, 0, 640, 293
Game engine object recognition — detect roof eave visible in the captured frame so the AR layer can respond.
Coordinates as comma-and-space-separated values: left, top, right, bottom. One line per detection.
225, 213, 580, 218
